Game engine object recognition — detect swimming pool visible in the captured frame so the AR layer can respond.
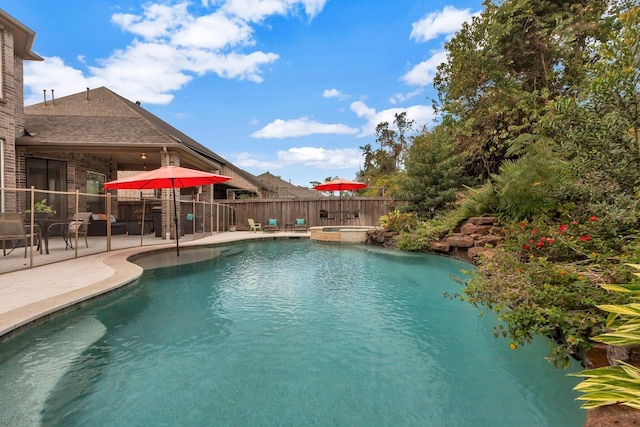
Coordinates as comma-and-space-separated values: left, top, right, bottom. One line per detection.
0, 240, 585, 426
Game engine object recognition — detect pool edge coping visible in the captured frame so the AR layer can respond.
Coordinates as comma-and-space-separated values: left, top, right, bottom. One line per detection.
0, 232, 310, 342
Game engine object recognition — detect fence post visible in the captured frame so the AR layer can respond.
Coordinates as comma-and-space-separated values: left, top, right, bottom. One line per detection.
74, 190, 79, 258
29, 186, 35, 268
106, 193, 112, 251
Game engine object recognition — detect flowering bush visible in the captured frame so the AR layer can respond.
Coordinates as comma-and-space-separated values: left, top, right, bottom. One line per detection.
379, 209, 417, 233
514, 215, 611, 263
457, 214, 636, 368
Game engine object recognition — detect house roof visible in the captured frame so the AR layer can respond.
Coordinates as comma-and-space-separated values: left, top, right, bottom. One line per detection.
257, 172, 321, 199
0, 9, 42, 61
18, 86, 266, 191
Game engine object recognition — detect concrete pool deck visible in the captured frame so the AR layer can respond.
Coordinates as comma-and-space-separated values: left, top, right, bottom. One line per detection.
0, 231, 309, 341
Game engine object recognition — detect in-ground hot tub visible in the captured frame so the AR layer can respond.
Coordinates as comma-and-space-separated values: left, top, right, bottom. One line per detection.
309, 226, 377, 243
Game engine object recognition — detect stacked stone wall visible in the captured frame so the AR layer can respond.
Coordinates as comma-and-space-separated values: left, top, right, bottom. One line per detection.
367, 216, 503, 262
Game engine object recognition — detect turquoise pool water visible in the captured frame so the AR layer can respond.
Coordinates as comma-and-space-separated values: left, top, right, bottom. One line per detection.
0, 240, 585, 426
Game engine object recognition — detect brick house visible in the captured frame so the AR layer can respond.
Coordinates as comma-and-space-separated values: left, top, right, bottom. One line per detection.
1, 9, 270, 229
0, 8, 42, 212
17, 86, 269, 215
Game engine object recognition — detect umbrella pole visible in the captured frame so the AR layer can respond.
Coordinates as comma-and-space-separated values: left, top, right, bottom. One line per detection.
339, 188, 343, 225
173, 184, 180, 256
140, 197, 146, 246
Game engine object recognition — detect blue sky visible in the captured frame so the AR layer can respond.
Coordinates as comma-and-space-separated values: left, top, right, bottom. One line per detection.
5, 0, 482, 187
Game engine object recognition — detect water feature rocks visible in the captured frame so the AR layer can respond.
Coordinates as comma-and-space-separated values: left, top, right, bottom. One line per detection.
367, 216, 502, 262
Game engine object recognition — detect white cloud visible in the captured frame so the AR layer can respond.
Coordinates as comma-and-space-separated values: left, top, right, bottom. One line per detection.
350, 101, 434, 137
23, 57, 103, 105
23, 1, 326, 105
278, 146, 361, 169
389, 88, 423, 104
322, 88, 346, 99
221, 0, 327, 22
401, 50, 448, 87
234, 146, 361, 169
410, 6, 476, 42
171, 11, 253, 49
112, 3, 190, 39
251, 117, 359, 138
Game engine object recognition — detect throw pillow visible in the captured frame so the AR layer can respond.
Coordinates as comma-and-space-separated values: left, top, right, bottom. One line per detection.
269, 218, 277, 226
296, 218, 305, 225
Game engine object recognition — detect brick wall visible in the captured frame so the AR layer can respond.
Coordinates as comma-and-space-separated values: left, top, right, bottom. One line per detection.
1, 26, 18, 210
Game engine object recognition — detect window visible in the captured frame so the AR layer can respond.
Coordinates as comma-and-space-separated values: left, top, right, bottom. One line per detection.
26, 158, 67, 216
86, 171, 105, 201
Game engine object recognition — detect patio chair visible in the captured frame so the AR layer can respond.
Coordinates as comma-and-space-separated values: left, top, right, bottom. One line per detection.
0, 212, 42, 257
320, 209, 334, 222
293, 214, 308, 232
66, 212, 92, 249
248, 218, 262, 232
345, 210, 360, 225
263, 217, 279, 232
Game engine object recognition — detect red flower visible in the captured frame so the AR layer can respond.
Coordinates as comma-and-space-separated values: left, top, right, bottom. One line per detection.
572, 221, 578, 225
523, 244, 530, 250
529, 239, 534, 243
547, 238, 554, 244
531, 229, 537, 235
590, 216, 598, 221
579, 235, 592, 242
558, 224, 567, 233
519, 221, 526, 227
536, 242, 544, 248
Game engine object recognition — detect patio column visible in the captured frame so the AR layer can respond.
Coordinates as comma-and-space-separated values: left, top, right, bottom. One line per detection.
161, 151, 181, 239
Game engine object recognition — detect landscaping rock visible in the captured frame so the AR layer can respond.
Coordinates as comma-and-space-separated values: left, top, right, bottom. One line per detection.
429, 241, 450, 253
446, 234, 475, 248
460, 223, 493, 235
467, 216, 499, 225
468, 247, 495, 259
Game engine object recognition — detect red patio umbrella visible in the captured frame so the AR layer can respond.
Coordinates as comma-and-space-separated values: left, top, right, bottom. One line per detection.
313, 178, 367, 221
104, 165, 232, 256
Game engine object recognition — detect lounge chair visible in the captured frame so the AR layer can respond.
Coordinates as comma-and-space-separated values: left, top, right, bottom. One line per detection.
293, 214, 308, 232
263, 217, 279, 232
248, 218, 262, 232
0, 212, 42, 257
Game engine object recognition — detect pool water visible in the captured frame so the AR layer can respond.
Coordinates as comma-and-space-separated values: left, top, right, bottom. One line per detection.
0, 240, 585, 426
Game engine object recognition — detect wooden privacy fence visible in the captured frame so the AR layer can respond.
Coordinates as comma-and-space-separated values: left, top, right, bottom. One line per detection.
226, 198, 403, 230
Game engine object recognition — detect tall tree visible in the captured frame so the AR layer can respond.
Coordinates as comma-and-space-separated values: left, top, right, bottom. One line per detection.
357, 112, 415, 186
433, 0, 613, 181
398, 124, 467, 217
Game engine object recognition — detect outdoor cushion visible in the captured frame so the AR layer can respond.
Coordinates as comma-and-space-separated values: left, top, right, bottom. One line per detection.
269, 218, 278, 226
296, 218, 305, 225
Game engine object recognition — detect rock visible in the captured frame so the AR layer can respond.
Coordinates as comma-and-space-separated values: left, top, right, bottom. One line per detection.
445, 234, 475, 248
584, 404, 640, 426
607, 344, 640, 366
429, 241, 450, 253
467, 216, 499, 225
468, 247, 495, 259
584, 344, 609, 369
474, 235, 502, 247
460, 223, 493, 235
